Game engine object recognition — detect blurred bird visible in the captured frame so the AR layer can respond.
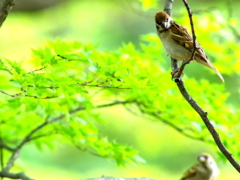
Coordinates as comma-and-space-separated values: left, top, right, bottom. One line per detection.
180, 153, 220, 180
155, 11, 224, 82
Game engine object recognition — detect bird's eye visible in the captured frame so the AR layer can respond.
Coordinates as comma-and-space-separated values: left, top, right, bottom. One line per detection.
166, 18, 169, 21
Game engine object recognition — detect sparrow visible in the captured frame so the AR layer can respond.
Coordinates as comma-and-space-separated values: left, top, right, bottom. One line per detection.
180, 153, 220, 180
155, 11, 224, 82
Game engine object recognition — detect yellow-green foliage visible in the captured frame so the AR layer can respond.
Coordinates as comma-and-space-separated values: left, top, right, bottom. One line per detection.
1, 10, 240, 168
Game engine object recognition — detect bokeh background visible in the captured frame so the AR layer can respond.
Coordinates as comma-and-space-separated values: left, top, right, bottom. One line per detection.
1, 0, 239, 179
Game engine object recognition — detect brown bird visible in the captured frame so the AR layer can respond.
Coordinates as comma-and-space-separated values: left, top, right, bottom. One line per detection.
155, 11, 224, 82
180, 153, 220, 180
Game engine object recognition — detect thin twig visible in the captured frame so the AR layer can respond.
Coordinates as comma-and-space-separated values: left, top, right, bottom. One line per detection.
176, 0, 197, 78
29, 66, 47, 73
0, 90, 57, 99
77, 83, 131, 89
126, 106, 212, 143
73, 141, 104, 158
182, 0, 197, 49
0, 79, 131, 99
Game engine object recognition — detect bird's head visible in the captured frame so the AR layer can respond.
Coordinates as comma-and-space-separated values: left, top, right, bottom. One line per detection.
198, 153, 218, 172
155, 11, 173, 30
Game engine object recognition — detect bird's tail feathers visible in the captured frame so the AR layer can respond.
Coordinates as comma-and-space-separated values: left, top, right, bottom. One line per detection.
197, 59, 224, 82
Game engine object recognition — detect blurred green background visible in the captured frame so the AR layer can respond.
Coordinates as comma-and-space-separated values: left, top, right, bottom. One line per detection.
1, 0, 239, 179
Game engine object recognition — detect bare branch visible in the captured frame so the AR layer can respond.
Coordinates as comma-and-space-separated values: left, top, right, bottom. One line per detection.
181, 0, 197, 47
82, 177, 155, 180
0, 171, 33, 180
0, 0, 16, 27
0, 141, 14, 151
180, 0, 240, 172
176, 79, 240, 172
167, 0, 240, 173
164, 0, 174, 16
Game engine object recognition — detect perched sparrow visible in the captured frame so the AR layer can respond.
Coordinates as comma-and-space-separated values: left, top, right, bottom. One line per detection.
155, 11, 224, 82
180, 153, 220, 180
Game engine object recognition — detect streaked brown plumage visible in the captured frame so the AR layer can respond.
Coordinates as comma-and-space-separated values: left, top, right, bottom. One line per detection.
155, 11, 224, 82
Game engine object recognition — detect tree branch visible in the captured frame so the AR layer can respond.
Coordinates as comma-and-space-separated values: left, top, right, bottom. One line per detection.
0, 141, 14, 151
126, 106, 212, 143
163, 0, 174, 16
0, 171, 33, 180
0, 0, 16, 27
82, 177, 155, 180
1, 100, 133, 174
176, 79, 240, 172
0, 78, 131, 99
169, 0, 240, 172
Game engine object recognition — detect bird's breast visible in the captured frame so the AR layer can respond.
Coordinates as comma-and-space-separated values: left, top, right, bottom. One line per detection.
158, 31, 191, 61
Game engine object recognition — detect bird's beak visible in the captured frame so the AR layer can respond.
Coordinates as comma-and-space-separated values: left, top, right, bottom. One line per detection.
198, 156, 206, 162
161, 21, 168, 29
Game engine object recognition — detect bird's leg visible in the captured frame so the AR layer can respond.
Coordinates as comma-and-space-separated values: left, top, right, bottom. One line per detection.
171, 67, 184, 80
173, 59, 191, 79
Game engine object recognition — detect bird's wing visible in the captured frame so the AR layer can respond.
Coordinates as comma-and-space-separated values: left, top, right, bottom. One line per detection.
180, 164, 198, 180
171, 22, 208, 62
170, 21, 224, 82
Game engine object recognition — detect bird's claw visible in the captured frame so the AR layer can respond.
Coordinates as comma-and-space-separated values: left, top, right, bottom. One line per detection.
171, 68, 184, 80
